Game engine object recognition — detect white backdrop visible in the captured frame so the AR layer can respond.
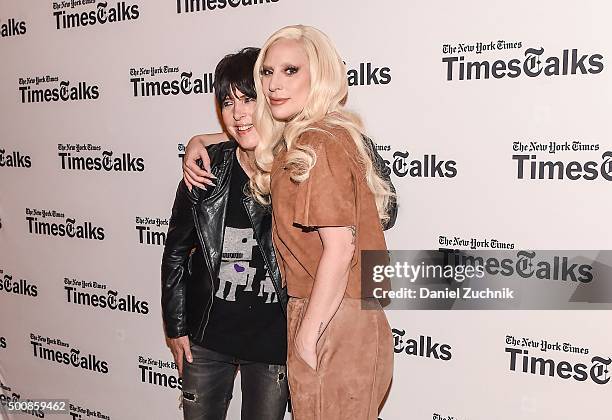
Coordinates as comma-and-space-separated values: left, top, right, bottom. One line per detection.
1, 1, 611, 419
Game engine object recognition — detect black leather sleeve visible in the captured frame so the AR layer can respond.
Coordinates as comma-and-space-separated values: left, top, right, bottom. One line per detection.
161, 180, 197, 338
363, 135, 398, 230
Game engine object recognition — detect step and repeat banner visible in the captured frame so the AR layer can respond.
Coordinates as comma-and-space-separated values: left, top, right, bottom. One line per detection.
1, 1, 611, 419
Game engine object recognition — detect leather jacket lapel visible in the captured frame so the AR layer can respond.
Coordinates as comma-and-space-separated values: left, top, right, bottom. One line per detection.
243, 195, 287, 315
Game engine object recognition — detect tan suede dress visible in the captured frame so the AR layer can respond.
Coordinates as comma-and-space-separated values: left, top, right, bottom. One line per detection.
270, 123, 393, 420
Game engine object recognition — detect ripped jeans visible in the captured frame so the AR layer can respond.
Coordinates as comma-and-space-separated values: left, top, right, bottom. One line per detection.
181, 342, 289, 420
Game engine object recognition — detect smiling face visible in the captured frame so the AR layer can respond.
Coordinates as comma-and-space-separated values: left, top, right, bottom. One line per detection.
260, 38, 311, 121
220, 88, 259, 151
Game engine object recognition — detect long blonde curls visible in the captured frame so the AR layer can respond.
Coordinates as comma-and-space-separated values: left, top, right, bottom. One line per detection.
250, 25, 393, 223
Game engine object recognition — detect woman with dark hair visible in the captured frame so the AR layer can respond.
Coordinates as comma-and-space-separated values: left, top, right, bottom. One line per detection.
161, 47, 289, 420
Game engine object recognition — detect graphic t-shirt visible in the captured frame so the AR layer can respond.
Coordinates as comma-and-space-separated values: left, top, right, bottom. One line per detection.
201, 152, 287, 364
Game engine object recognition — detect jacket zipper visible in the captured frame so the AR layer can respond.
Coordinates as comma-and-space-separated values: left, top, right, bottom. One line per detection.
192, 207, 215, 337
191, 147, 234, 338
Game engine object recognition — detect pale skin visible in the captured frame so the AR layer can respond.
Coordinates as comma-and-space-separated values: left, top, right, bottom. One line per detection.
182, 133, 224, 191
182, 38, 355, 371
169, 87, 258, 376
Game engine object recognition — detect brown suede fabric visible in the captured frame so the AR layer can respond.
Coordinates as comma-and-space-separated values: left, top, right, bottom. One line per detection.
270, 123, 388, 298
270, 123, 393, 419
287, 297, 393, 420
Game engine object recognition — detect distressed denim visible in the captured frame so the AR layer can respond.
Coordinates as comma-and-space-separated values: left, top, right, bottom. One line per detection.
181, 342, 288, 420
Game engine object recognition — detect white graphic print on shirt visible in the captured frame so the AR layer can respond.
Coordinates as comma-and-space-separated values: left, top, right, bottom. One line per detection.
216, 226, 278, 303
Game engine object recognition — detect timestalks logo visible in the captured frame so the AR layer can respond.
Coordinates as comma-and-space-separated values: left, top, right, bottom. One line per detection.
69, 403, 111, 420
177, 0, 278, 13
441, 250, 593, 283
64, 277, 149, 314
58, 145, 145, 172
0, 269, 38, 297
139, 355, 183, 390
136, 217, 168, 246
0, 382, 44, 418
432, 414, 458, 420
505, 347, 611, 385
25, 208, 105, 240
0, 148, 32, 168
346, 62, 391, 86
1, 18, 27, 37
53, 1, 140, 30
386, 151, 457, 178
512, 152, 612, 181
30, 334, 109, 374
444, 47, 604, 81
19, 80, 100, 103
130, 71, 214, 97
393, 329, 452, 361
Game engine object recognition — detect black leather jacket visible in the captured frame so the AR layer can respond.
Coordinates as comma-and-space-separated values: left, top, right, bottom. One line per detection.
161, 137, 397, 342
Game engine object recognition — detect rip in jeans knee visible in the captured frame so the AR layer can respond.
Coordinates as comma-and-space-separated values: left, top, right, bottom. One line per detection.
180, 391, 198, 409
183, 391, 198, 402
276, 366, 287, 384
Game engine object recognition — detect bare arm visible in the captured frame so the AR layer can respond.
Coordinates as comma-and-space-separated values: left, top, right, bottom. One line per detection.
182, 133, 228, 190
294, 226, 355, 369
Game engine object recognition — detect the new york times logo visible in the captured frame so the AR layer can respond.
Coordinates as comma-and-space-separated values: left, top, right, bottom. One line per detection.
0, 336, 6, 349
0, 382, 44, 418
505, 337, 610, 385
30, 333, 109, 374
346, 62, 391, 86
384, 151, 457, 178
441, 250, 593, 283
69, 402, 111, 420
52, 1, 140, 30
0, 148, 32, 168
1, 17, 27, 37
18, 76, 100, 103
57, 143, 145, 172
129, 66, 213, 97
507, 335, 590, 355
138, 355, 182, 390
0, 268, 38, 297
514, 140, 600, 154
177, 0, 278, 13
443, 45, 604, 81
439, 235, 515, 250
25, 208, 105, 240
63, 277, 149, 314
393, 329, 452, 361
135, 217, 168, 246
512, 152, 612, 181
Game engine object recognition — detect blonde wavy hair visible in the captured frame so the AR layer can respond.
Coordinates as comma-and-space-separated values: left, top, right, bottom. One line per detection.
251, 25, 393, 223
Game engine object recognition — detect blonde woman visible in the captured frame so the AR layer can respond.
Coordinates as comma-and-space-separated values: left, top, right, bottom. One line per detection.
249, 25, 394, 420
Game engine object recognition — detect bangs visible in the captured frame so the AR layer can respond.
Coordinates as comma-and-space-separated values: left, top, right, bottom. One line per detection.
214, 47, 260, 105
